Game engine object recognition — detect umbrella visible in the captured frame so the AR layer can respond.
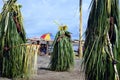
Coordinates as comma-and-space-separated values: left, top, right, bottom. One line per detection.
40, 33, 53, 41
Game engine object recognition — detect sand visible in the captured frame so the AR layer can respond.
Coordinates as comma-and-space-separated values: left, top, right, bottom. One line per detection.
0, 56, 85, 80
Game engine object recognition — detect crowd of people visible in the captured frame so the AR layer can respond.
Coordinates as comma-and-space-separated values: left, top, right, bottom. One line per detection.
32, 40, 48, 56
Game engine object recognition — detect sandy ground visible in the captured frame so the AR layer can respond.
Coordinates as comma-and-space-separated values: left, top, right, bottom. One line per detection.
0, 56, 85, 80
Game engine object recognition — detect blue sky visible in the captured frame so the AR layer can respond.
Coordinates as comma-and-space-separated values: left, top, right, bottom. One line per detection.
0, 0, 91, 39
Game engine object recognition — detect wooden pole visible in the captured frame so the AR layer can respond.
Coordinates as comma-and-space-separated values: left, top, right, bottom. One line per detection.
79, 0, 83, 58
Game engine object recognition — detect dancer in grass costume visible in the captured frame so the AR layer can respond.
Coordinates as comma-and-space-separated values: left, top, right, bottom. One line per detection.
83, 0, 120, 80
0, 0, 26, 78
49, 25, 74, 71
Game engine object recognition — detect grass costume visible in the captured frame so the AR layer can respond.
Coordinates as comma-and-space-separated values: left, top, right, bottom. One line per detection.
83, 0, 120, 80
49, 25, 74, 71
0, 0, 27, 78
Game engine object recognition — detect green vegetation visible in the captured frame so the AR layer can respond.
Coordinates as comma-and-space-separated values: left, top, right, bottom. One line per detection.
0, 0, 27, 78
49, 25, 74, 71
83, 0, 120, 80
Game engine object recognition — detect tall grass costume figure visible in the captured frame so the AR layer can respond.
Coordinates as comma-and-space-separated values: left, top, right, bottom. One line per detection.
0, 0, 27, 78
49, 25, 74, 71
83, 0, 120, 80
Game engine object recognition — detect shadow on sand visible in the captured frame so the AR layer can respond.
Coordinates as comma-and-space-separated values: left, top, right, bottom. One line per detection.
38, 67, 50, 71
